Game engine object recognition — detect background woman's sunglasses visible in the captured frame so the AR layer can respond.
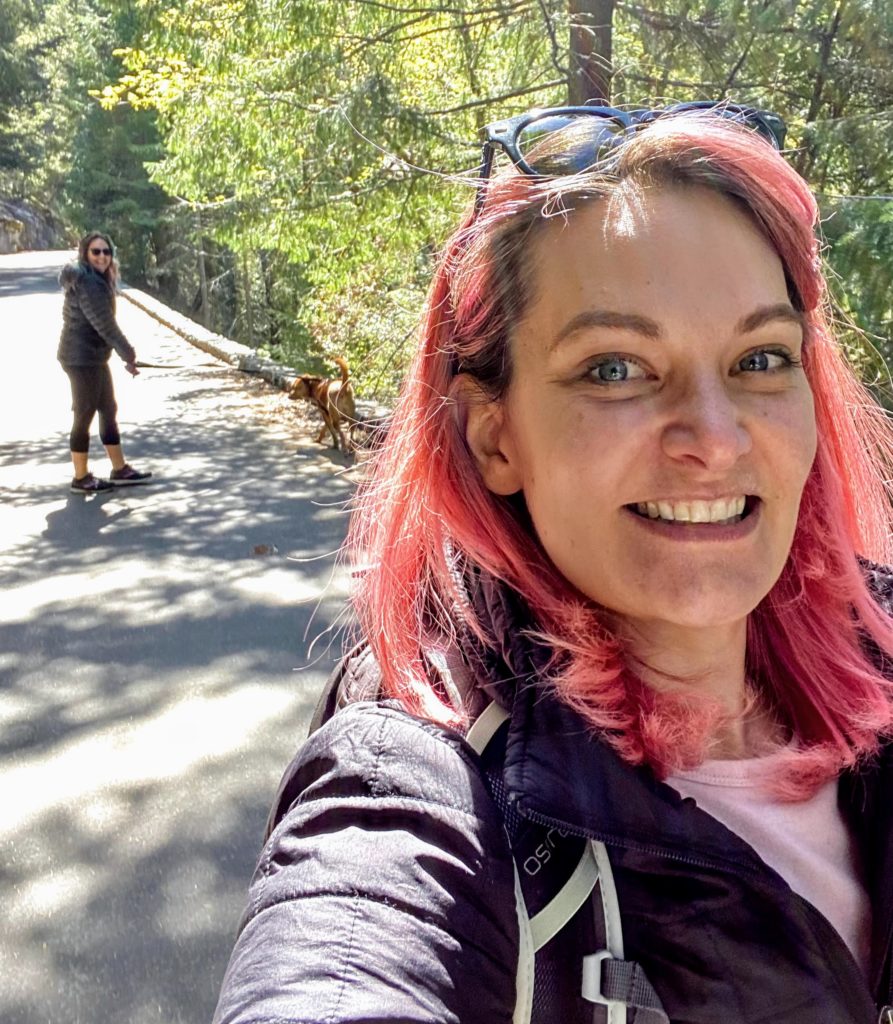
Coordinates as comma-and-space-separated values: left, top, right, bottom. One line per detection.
89, 246, 112, 256
475, 101, 786, 214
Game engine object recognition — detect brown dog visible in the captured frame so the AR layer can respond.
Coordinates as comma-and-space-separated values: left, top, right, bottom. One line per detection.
288, 356, 356, 452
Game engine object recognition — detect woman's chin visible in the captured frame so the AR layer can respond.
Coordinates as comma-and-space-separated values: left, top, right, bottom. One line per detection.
590, 572, 775, 635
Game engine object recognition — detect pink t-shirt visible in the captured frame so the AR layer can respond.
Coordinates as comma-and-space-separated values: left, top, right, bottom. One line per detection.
667, 753, 871, 973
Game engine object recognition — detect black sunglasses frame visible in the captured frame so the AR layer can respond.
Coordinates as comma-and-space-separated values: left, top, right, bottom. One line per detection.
475, 101, 787, 215
89, 246, 112, 256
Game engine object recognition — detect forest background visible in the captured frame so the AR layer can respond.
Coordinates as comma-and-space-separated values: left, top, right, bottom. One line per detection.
2, 0, 892, 399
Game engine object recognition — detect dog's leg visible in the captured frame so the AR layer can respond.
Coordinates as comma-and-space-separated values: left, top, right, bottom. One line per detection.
316, 408, 340, 448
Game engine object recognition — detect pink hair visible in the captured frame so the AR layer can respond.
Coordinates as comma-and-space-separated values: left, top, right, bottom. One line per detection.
348, 113, 893, 798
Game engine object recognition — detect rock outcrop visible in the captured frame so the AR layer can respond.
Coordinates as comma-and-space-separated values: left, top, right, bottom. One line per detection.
0, 198, 71, 253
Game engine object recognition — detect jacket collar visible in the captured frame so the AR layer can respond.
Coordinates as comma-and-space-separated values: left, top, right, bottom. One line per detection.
462, 569, 765, 871
462, 567, 893, 990
465, 564, 893, 855
502, 675, 771, 875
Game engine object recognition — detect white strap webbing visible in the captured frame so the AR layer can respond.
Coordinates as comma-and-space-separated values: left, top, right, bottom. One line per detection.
465, 701, 534, 1024
585, 840, 627, 1024
592, 840, 624, 962
512, 861, 536, 1024
466, 701, 631, 1024
529, 842, 600, 951
464, 699, 510, 755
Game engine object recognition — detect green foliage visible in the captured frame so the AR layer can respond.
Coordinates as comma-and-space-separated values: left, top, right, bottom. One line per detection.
820, 196, 893, 397
0, 0, 39, 173
3, 0, 893, 395
0, 0, 107, 199
65, 102, 167, 281
0, 0, 173, 288
90, 0, 571, 387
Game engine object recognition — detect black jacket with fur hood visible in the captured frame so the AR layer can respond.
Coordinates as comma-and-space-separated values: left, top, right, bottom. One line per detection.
57, 262, 136, 367
213, 565, 893, 1024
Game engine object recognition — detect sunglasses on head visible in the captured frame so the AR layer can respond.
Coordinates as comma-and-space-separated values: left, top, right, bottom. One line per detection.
475, 100, 786, 215
89, 246, 112, 256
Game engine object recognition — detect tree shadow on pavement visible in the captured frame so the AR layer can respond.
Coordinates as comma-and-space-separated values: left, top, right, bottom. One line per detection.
0, 349, 361, 1023
0, 266, 64, 297
1, 746, 307, 1024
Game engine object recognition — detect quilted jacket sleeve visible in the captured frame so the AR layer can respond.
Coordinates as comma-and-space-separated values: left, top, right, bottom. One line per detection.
76, 275, 136, 364
213, 703, 519, 1024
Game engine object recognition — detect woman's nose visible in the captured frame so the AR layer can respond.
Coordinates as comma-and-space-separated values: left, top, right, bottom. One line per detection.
660, 376, 752, 472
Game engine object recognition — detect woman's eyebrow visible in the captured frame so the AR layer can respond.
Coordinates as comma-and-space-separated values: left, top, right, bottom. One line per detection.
550, 309, 663, 350
549, 303, 805, 352
736, 303, 805, 334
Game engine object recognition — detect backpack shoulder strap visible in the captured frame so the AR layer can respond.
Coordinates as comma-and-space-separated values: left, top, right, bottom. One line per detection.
464, 699, 510, 754
468, 701, 669, 1024
311, 664, 670, 1024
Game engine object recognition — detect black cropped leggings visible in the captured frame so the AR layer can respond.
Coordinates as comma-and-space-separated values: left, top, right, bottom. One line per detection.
63, 365, 121, 452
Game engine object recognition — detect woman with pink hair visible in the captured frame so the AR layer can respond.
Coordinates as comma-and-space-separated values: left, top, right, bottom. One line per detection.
214, 105, 893, 1024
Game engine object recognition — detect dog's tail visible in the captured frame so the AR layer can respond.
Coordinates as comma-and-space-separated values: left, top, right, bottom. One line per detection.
333, 356, 350, 384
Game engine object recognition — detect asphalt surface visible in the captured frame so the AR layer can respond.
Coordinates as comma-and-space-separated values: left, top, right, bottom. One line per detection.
0, 251, 358, 1023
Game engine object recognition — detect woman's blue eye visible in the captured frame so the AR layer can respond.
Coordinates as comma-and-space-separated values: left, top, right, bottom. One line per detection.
589, 357, 646, 383
738, 349, 789, 372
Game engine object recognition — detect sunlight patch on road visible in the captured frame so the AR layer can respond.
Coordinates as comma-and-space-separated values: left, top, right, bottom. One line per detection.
0, 681, 295, 839
14, 865, 92, 918
0, 686, 31, 719
0, 564, 157, 620
0, 555, 345, 624
232, 565, 348, 605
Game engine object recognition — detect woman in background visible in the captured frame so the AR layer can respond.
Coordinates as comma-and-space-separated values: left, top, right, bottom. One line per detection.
58, 231, 151, 492
214, 105, 893, 1023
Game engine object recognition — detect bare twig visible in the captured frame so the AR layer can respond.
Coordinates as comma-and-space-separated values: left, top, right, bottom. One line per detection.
422, 76, 567, 116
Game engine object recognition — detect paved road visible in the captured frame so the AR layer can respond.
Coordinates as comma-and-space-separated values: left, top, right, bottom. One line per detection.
0, 251, 357, 1023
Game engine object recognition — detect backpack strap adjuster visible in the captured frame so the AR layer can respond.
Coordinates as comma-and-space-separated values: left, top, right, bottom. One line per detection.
583, 950, 671, 1024
582, 949, 617, 1005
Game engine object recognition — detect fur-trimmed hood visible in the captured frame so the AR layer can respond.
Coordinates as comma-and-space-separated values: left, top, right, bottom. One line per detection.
59, 260, 105, 292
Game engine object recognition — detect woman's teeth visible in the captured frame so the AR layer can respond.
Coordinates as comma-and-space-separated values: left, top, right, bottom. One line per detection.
634, 496, 747, 524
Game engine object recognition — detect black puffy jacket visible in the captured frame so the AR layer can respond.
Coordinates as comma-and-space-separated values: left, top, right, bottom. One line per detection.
213, 571, 893, 1024
57, 262, 136, 367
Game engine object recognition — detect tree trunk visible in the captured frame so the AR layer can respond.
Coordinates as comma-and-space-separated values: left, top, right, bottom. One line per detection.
260, 249, 280, 350
568, 0, 615, 104
195, 210, 210, 328
242, 248, 254, 345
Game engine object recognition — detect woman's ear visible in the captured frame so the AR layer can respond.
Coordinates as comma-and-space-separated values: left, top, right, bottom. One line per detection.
453, 375, 523, 496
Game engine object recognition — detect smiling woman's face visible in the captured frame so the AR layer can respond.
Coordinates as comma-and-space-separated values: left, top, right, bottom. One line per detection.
470, 184, 817, 634
85, 237, 112, 273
